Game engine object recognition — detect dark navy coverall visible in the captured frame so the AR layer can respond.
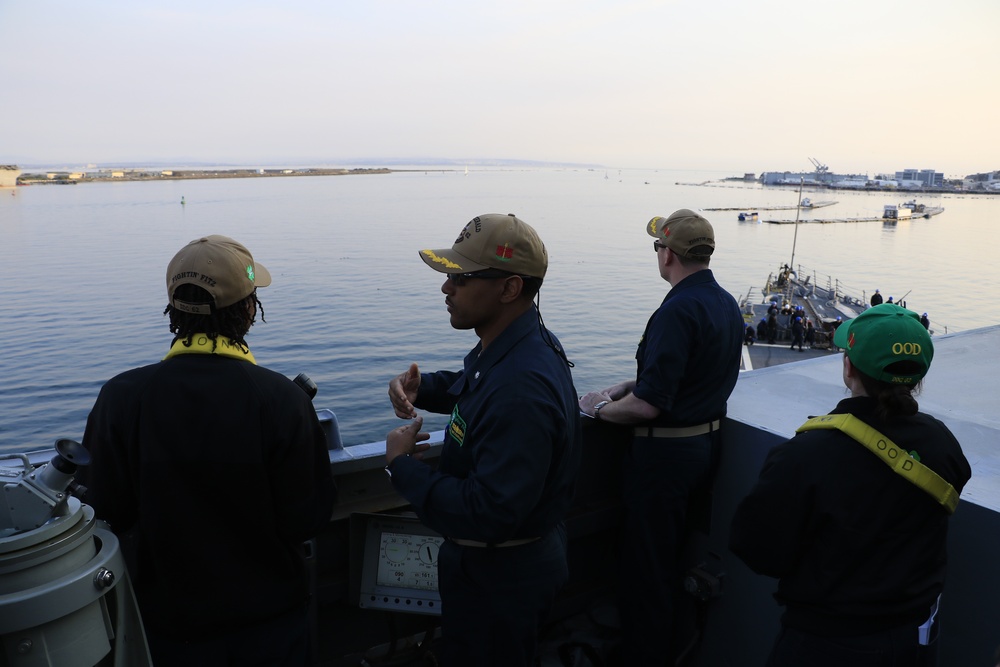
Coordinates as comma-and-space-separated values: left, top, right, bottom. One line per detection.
388, 307, 581, 667
622, 269, 743, 665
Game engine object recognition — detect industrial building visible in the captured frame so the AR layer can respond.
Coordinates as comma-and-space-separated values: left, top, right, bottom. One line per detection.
0, 165, 20, 188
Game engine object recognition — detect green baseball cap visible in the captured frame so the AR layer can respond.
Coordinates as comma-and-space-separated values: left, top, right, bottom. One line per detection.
834, 303, 934, 384
647, 209, 715, 260
419, 213, 548, 278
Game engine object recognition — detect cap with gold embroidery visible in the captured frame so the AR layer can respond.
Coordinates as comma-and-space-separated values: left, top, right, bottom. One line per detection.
419, 213, 547, 278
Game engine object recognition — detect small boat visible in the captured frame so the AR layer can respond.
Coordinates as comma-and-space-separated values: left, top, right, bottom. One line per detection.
737, 211, 759, 221
883, 200, 944, 221
798, 198, 838, 210
883, 203, 912, 221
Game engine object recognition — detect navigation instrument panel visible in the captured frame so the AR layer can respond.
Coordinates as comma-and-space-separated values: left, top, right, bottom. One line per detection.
354, 513, 444, 616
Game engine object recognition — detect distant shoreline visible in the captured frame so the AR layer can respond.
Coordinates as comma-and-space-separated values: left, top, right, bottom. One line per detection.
11, 167, 999, 195
14, 166, 456, 186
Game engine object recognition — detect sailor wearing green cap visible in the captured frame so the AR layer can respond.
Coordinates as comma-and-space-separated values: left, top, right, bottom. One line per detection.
730, 304, 971, 666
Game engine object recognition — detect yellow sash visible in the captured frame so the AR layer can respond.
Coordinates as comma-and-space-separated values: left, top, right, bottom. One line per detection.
163, 334, 257, 365
796, 413, 959, 514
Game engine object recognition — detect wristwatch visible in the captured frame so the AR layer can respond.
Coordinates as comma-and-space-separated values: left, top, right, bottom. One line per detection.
593, 400, 609, 421
384, 453, 409, 478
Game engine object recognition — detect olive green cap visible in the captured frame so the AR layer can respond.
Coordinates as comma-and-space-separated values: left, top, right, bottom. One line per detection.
166, 235, 271, 315
647, 209, 715, 260
419, 213, 547, 278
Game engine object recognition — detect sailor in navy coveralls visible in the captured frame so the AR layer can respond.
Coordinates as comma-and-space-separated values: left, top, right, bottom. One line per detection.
386, 214, 580, 667
579, 209, 743, 665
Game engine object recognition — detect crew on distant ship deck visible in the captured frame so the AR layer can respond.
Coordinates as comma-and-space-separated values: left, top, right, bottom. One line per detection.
871, 288, 883, 306
790, 316, 805, 351
792, 305, 805, 328
778, 263, 792, 287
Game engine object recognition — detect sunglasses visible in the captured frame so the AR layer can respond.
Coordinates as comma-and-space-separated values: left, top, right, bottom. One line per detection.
653, 241, 669, 252
446, 269, 516, 286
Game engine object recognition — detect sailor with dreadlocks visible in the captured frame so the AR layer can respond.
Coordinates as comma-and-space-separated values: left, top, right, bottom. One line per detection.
386, 214, 581, 667
80, 235, 336, 666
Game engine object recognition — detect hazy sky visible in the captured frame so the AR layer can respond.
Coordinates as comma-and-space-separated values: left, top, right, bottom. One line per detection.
2, 1, 997, 176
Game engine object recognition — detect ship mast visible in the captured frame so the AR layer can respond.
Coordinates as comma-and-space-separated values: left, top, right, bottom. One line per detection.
789, 177, 804, 270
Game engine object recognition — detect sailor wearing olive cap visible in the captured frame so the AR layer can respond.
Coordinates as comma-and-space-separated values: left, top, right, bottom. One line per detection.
385, 214, 580, 667
578, 209, 744, 665
79, 235, 336, 665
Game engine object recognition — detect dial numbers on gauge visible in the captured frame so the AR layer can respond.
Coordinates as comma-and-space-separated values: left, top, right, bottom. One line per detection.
377, 531, 445, 589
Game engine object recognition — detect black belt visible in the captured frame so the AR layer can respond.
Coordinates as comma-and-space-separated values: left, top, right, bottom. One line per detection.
448, 536, 540, 548
633, 420, 720, 439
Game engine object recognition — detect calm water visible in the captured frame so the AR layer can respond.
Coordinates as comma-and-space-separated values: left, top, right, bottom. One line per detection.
2, 168, 999, 454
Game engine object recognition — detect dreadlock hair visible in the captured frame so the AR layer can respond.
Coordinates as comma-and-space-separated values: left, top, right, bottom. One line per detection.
164, 284, 264, 353
855, 359, 923, 421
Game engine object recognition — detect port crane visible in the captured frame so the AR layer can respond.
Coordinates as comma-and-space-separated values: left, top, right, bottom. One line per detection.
808, 157, 829, 174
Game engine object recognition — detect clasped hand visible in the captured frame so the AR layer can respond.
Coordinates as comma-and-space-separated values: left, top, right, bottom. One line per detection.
386, 363, 430, 467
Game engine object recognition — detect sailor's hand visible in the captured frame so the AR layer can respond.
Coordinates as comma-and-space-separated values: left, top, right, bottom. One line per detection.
386, 417, 431, 467
579, 391, 613, 416
389, 363, 421, 419
604, 381, 634, 401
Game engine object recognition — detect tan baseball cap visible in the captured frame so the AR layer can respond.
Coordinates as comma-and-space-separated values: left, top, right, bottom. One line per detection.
419, 213, 548, 278
166, 235, 271, 315
647, 209, 716, 260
